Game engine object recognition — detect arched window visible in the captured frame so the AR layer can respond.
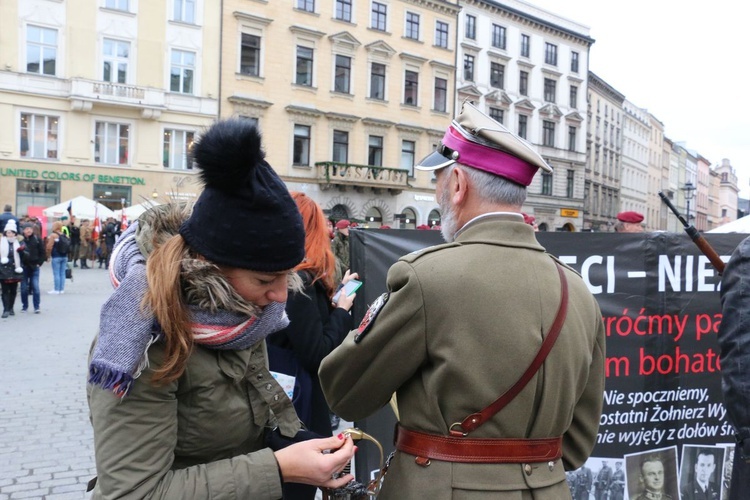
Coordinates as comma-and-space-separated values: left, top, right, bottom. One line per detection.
428, 209, 441, 227
330, 204, 349, 221
364, 207, 383, 227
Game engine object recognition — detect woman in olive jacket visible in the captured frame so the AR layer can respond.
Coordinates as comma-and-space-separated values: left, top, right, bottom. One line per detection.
86, 120, 355, 500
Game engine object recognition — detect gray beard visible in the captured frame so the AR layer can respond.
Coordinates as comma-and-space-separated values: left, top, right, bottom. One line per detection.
438, 180, 458, 242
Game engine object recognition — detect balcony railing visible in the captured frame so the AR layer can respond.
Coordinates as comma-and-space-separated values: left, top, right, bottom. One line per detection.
69, 78, 166, 115
315, 162, 410, 192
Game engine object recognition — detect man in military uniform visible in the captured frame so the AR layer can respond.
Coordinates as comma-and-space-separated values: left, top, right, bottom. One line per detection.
320, 101, 606, 499
633, 455, 672, 500
610, 461, 626, 500
577, 463, 595, 500
681, 449, 719, 500
595, 460, 613, 499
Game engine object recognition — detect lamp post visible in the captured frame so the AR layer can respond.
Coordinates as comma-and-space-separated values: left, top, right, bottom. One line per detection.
682, 181, 696, 223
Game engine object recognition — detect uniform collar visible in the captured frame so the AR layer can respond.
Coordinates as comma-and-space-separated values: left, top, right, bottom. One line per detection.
453, 212, 545, 253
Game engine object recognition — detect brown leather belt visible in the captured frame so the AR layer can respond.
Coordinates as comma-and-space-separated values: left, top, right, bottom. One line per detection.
394, 424, 562, 464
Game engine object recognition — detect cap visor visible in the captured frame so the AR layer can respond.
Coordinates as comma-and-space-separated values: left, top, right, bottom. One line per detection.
415, 150, 455, 171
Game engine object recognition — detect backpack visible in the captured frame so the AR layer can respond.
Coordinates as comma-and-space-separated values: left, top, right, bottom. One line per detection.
54, 233, 71, 255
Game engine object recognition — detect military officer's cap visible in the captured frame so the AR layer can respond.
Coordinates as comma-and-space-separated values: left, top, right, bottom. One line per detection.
416, 100, 552, 186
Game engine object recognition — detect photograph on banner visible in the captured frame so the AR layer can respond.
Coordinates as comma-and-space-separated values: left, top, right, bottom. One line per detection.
624, 446, 679, 500
678, 444, 725, 500
718, 443, 734, 499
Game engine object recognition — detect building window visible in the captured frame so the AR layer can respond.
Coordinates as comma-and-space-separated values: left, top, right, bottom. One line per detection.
26, 25, 57, 76
102, 38, 129, 84
489, 107, 503, 124
170, 49, 195, 94
16, 179, 60, 217
401, 140, 415, 177
571, 51, 579, 73
404, 70, 418, 105
520, 34, 530, 58
372, 2, 387, 31
463, 54, 474, 81
541, 172, 552, 195
435, 21, 449, 48
163, 129, 195, 170
105, 0, 129, 10
334, 55, 351, 93
517, 115, 527, 139
240, 34, 261, 76
296, 0, 314, 12
173, 0, 195, 23
335, 0, 352, 22
568, 126, 577, 152
406, 12, 420, 40
492, 24, 506, 49
434, 77, 447, 112
543, 78, 556, 103
465, 14, 476, 40
566, 169, 574, 198
293, 125, 311, 166
570, 85, 578, 108
240, 116, 259, 127
542, 120, 555, 147
20, 113, 58, 159
333, 130, 348, 163
368, 135, 383, 166
519, 70, 528, 96
296, 46, 313, 86
370, 62, 385, 100
95, 121, 130, 165
490, 62, 504, 89
545, 43, 558, 66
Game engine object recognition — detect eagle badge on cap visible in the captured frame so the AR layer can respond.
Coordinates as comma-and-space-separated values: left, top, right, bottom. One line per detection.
354, 293, 390, 343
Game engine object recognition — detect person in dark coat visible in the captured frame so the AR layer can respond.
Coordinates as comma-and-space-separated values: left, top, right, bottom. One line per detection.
268, 192, 358, 500
19, 223, 45, 313
0, 204, 18, 234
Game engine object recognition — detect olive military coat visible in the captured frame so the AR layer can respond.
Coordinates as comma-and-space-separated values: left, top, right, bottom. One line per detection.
320, 213, 606, 499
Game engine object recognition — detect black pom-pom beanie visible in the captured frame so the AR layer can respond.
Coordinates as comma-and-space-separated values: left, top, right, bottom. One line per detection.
179, 119, 305, 272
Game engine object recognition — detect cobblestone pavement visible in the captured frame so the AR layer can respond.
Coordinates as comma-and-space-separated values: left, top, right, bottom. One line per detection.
1, 263, 112, 499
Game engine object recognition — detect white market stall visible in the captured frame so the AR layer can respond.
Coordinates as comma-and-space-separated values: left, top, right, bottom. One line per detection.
43, 195, 115, 221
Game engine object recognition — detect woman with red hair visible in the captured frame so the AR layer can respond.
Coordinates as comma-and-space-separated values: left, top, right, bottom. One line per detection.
267, 192, 359, 499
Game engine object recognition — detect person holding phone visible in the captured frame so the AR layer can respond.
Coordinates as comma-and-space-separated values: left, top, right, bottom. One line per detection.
267, 192, 359, 499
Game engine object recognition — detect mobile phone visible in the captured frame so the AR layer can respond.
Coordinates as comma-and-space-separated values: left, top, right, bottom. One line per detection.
333, 279, 362, 303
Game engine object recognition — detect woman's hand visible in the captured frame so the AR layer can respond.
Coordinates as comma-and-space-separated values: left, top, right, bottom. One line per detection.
341, 270, 359, 285
274, 434, 356, 488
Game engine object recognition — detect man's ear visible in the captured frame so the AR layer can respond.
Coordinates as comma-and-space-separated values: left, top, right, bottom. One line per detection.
451, 166, 470, 207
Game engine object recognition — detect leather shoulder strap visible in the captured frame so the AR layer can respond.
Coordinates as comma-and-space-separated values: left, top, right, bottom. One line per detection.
451, 259, 569, 436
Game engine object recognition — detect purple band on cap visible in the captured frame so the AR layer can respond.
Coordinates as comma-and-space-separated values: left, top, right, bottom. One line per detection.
442, 126, 537, 186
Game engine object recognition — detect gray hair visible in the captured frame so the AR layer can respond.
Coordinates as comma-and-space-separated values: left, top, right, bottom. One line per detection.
458, 164, 527, 207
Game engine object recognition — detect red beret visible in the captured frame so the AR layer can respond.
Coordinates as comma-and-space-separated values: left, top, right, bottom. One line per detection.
416, 224, 431, 230
522, 212, 536, 225
617, 211, 644, 224
379, 225, 391, 229
335, 219, 351, 229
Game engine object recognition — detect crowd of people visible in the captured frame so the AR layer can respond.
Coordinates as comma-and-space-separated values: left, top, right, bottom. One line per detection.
0, 204, 124, 317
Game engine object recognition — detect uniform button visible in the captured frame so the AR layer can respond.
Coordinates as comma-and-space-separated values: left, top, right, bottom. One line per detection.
257, 373, 263, 380
265, 383, 272, 390
548, 461, 555, 471
250, 365, 257, 371
523, 464, 532, 476
273, 394, 280, 401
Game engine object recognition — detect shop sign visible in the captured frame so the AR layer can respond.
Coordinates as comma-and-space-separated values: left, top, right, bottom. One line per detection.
0, 168, 145, 185
560, 208, 580, 218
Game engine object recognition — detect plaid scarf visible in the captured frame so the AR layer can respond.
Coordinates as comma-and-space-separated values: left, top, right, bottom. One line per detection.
89, 222, 290, 398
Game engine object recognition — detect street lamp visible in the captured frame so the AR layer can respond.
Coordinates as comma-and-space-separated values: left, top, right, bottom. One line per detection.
682, 181, 696, 222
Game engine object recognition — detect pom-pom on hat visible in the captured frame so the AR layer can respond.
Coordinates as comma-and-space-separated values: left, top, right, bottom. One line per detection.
616, 211, 644, 224
179, 119, 305, 272
4, 219, 18, 234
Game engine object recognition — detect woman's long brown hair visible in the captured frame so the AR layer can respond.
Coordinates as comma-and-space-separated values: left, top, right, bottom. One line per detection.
142, 234, 193, 384
290, 192, 337, 296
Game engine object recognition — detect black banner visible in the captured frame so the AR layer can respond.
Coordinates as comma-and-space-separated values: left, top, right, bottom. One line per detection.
346, 229, 746, 498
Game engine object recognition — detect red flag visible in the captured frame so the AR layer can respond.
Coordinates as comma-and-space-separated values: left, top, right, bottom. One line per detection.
121, 213, 128, 231
92, 206, 101, 241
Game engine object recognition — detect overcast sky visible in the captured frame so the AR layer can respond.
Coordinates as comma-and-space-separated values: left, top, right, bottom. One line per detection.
525, 0, 750, 196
